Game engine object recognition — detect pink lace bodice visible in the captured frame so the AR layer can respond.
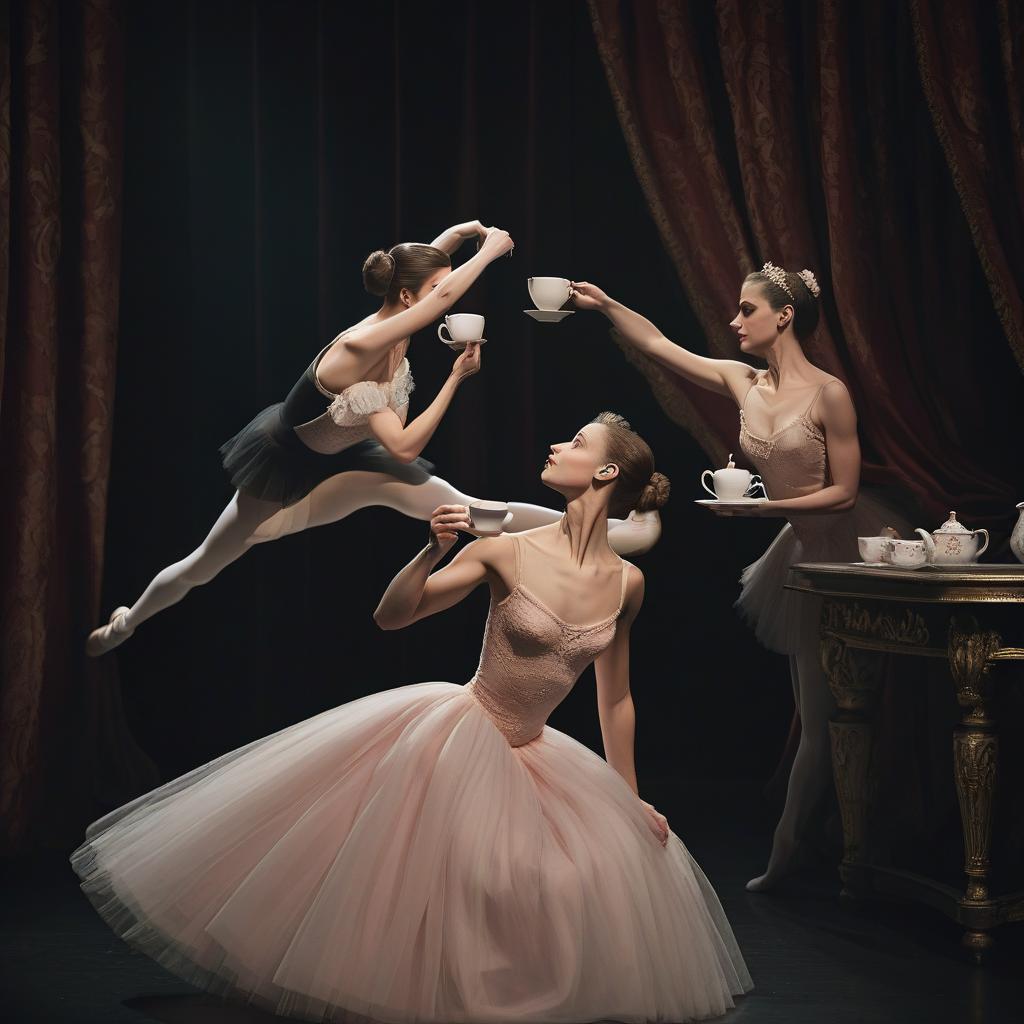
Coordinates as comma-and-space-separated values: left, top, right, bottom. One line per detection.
738, 375, 859, 561
466, 536, 629, 747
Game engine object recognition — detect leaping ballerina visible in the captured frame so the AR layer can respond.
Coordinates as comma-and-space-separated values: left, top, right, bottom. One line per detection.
86, 221, 661, 657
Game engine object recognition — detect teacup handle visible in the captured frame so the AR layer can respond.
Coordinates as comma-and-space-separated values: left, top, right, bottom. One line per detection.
502, 511, 514, 529
437, 323, 452, 343
700, 470, 717, 498
745, 475, 767, 498
975, 529, 990, 558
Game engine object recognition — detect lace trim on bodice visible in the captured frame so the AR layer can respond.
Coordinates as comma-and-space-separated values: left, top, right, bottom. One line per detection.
291, 344, 415, 455
738, 409, 825, 462
466, 536, 629, 747
326, 359, 414, 425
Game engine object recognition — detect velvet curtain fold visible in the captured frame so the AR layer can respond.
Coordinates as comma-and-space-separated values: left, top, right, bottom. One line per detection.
589, 0, 1024, 534
0, 0, 156, 855
911, 0, 1024, 375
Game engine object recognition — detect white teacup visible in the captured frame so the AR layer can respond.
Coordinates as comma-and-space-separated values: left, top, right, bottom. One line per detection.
858, 536, 894, 564
468, 500, 514, 535
887, 530, 936, 569
438, 313, 485, 346
700, 467, 766, 501
527, 277, 571, 311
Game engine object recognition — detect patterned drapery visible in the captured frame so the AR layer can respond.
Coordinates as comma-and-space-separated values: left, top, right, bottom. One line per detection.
589, 0, 1023, 533
0, 0, 156, 854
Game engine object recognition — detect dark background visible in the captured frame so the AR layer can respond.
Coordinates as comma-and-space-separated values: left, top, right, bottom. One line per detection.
103, 0, 789, 788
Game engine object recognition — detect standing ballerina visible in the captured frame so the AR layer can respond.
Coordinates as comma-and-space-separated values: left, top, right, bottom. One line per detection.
73, 412, 751, 1023
86, 222, 660, 656
571, 269, 905, 891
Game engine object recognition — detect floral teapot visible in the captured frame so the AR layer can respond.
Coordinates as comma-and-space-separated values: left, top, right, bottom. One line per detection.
930, 511, 989, 564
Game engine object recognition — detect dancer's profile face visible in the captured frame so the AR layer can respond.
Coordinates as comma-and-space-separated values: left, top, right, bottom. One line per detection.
730, 283, 789, 355
540, 424, 618, 497
401, 267, 452, 307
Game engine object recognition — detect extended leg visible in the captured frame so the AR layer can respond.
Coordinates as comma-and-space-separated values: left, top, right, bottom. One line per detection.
86, 491, 279, 655
252, 471, 660, 555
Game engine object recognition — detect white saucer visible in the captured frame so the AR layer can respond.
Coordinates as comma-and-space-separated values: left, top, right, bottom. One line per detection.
695, 498, 769, 509
441, 337, 488, 351
524, 309, 574, 323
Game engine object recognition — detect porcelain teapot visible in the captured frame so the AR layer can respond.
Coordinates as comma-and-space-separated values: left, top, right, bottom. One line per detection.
1012, 502, 1024, 564
930, 511, 989, 564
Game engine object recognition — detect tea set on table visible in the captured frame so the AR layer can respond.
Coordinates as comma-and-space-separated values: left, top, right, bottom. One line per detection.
855, 514, 990, 569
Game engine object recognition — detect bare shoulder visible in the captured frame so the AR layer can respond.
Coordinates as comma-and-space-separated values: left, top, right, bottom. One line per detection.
818, 376, 856, 418
459, 534, 517, 573
621, 560, 646, 610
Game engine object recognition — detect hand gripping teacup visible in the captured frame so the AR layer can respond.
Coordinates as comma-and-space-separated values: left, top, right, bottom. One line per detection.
700, 455, 766, 501
438, 313, 485, 349
527, 277, 571, 311
468, 500, 514, 535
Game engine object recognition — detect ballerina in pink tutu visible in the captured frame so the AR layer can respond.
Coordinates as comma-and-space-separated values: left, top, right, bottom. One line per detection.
72, 411, 752, 1024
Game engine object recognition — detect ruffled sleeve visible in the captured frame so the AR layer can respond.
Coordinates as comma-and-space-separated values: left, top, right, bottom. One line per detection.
390, 359, 415, 409
327, 381, 389, 426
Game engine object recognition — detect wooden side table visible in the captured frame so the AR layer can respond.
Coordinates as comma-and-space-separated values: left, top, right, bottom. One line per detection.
785, 563, 1024, 962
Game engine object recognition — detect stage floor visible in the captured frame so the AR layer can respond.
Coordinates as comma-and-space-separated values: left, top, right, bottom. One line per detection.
2, 782, 1020, 1024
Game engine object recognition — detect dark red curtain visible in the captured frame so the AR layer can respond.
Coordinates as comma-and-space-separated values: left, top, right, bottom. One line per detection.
911, 0, 1024, 376
589, 0, 1024, 537
0, 0, 157, 855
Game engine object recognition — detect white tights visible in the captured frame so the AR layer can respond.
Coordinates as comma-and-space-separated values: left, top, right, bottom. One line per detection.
747, 605, 837, 891
120, 472, 654, 633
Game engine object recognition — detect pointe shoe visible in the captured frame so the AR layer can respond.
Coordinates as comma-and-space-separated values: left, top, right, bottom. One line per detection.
85, 606, 133, 657
745, 836, 800, 893
608, 510, 661, 557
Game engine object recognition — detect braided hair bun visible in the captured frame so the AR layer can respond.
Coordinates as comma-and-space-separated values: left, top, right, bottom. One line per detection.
362, 250, 396, 296
637, 471, 671, 512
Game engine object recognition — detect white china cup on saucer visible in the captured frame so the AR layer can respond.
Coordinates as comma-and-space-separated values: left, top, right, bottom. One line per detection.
527, 277, 571, 310
857, 536, 894, 565
886, 529, 936, 569
438, 313, 485, 350
700, 467, 766, 502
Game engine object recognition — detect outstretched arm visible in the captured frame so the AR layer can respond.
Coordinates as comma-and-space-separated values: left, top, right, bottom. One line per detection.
344, 227, 514, 371
571, 281, 756, 403
368, 343, 481, 463
374, 508, 514, 630
593, 566, 669, 846
430, 219, 488, 255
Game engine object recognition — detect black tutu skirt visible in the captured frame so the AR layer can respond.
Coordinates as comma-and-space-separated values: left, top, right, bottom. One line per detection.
219, 402, 435, 507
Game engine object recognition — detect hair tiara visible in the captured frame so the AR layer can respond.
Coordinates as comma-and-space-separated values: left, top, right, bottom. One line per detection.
761, 261, 821, 301
760, 261, 793, 299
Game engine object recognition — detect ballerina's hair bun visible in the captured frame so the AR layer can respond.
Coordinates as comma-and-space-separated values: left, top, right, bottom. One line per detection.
363, 250, 396, 297
589, 411, 666, 519
637, 471, 671, 512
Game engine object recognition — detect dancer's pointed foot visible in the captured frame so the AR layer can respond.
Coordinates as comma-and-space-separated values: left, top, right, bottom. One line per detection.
85, 606, 133, 657
745, 834, 799, 892
608, 510, 661, 557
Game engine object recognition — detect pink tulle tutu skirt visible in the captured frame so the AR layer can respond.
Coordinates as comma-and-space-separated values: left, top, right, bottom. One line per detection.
73, 681, 751, 1023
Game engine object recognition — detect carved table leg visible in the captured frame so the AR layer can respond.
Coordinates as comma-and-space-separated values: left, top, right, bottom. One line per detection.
949, 616, 1001, 963
822, 625, 881, 903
